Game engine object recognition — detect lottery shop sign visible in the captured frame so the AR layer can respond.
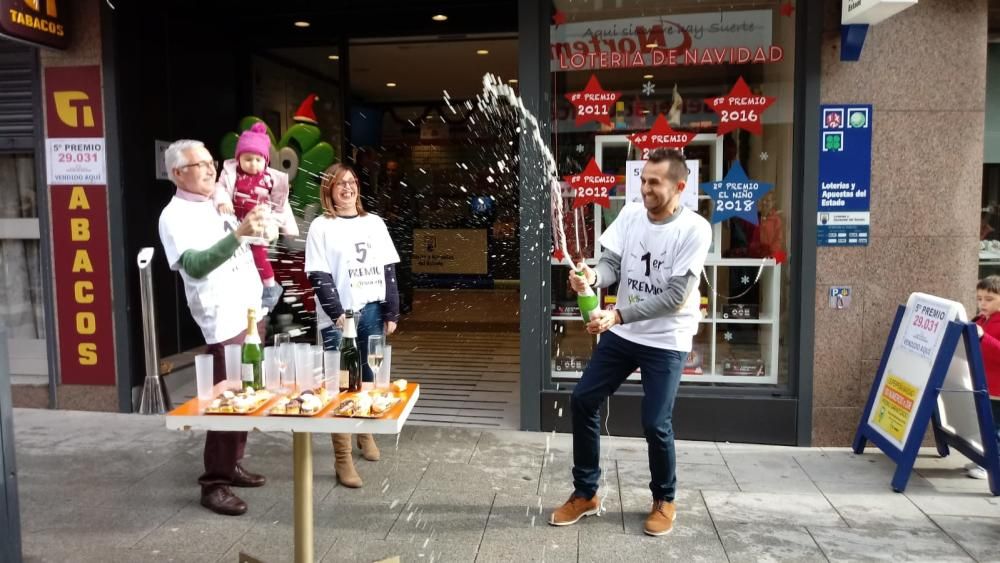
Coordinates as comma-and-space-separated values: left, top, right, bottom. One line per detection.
0, 0, 69, 50
44, 65, 116, 385
550, 10, 777, 71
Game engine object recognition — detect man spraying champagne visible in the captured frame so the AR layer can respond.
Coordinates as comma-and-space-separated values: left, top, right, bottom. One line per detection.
550, 148, 711, 537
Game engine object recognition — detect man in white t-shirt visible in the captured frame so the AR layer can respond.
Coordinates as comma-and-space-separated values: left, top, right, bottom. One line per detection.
157, 139, 268, 517
549, 148, 712, 537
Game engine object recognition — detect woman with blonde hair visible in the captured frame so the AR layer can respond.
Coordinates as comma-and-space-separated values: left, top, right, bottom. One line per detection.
304, 163, 401, 487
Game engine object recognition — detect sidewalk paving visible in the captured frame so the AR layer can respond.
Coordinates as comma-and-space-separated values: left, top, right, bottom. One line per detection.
11, 407, 1000, 562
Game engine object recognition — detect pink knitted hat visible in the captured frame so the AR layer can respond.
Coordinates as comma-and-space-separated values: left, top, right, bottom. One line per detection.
235, 122, 270, 162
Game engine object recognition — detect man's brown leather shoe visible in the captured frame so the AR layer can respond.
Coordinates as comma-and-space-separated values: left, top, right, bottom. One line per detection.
643, 499, 676, 536
201, 486, 248, 516
549, 493, 601, 526
232, 464, 266, 488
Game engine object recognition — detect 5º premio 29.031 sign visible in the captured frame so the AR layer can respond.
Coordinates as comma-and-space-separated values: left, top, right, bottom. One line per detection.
0, 0, 69, 50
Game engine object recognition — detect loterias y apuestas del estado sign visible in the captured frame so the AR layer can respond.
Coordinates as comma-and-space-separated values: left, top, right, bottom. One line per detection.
0, 0, 69, 50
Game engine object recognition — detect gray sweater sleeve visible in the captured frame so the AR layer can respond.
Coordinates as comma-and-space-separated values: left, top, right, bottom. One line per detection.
593, 250, 621, 288
618, 273, 699, 324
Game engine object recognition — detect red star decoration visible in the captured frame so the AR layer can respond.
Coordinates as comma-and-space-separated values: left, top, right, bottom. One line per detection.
564, 157, 615, 209
704, 76, 776, 136
779, 2, 795, 17
552, 8, 567, 28
772, 250, 787, 265
565, 74, 622, 127
552, 248, 566, 263
628, 114, 697, 158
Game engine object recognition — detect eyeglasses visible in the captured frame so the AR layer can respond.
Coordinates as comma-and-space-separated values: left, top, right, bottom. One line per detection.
336, 179, 359, 188
178, 160, 218, 172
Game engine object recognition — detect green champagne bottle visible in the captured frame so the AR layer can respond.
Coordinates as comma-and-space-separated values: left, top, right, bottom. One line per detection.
340, 311, 362, 393
241, 308, 263, 391
576, 271, 599, 323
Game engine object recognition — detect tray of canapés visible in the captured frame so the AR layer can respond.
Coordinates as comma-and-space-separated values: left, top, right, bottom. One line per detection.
331, 379, 408, 419
204, 388, 275, 415
266, 387, 337, 417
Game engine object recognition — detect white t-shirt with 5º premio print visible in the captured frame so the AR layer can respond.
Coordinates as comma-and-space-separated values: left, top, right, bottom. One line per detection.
158, 196, 263, 344
601, 203, 712, 352
304, 213, 401, 330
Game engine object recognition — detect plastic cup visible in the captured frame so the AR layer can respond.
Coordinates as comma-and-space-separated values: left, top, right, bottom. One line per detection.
324, 350, 340, 392
376, 345, 391, 391
295, 343, 313, 389
195, 354, 215, 400
313, 345, 324, 386
263, 347, 279, 391
278, 342, 295, 390
224, 344, 242, 390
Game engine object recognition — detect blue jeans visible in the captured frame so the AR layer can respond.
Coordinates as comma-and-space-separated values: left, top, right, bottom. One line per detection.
571, 330, 685, 501
320, 302, 383, 382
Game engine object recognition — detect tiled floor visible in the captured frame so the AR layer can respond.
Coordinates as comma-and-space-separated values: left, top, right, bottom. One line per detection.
12, 408, 1000, 562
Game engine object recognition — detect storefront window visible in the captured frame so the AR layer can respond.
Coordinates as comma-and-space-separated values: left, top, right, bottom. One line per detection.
0, 153, 45, 340
548, 1, 797, 390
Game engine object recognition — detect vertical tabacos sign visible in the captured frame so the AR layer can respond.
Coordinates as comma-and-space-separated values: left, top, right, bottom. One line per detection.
44, 65, 116, 386
0, 0, 69, 50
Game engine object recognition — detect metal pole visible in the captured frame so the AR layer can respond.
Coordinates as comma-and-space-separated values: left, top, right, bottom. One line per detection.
0, 327, 23, 563
137, 248, 171, 414
293, 432, 313, 563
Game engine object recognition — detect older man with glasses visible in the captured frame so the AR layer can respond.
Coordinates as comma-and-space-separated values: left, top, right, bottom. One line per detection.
157, 139, 269, 516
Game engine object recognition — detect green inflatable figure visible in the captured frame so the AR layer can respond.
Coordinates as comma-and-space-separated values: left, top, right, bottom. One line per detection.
220, 94, 337, 211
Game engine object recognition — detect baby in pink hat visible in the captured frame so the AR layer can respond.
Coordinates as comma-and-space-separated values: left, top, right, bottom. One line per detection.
214, 122, 299, 310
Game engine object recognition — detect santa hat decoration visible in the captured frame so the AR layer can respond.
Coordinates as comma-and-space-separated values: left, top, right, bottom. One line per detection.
235, 122, 271, 162
293, 94, 319, 125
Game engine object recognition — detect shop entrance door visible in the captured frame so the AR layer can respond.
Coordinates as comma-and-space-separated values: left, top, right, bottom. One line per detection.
347, 36, 521, 429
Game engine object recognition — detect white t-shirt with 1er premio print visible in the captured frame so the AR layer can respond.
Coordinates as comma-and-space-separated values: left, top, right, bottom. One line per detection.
304, 214, 401, 330
158, 196, 263, 344
600, 203, 712, 352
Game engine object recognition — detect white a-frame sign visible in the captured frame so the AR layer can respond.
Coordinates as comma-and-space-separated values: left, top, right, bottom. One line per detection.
853, 293, 1000, 495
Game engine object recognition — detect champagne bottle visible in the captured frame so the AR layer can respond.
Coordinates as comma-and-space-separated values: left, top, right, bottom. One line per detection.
340, 310, 362, 393
241, 308, 263, 391
576, 271, 599, 323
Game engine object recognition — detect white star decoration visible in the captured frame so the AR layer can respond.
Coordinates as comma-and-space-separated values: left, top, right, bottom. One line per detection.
642, 81, 656, 96
575, 144, 585, 153
741, 275, 751, 285
724, 331, 733, 342
759, 151, 769, 161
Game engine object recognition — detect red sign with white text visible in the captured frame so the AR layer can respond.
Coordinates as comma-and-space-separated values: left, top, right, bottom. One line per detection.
50, 185, 116, 385
629, 114, 697, 158
565, 157, 615, 209
705, 76, 776, 136
565, 74, 622, 127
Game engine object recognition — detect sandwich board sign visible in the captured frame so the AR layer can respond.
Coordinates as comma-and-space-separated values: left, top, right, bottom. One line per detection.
853, 292, 1000, 495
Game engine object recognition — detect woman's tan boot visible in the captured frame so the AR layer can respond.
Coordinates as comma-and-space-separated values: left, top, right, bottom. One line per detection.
357, 433, 381, 461
332, 433, 362, 488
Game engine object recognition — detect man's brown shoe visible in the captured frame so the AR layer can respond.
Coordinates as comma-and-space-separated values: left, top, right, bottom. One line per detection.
644, 499, 676, 536
232, 464, 266, 488
549, 494, 601, 526
201, 486, 248, 516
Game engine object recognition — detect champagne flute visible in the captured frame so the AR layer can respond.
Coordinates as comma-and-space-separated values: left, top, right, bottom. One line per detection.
274, 332, 292, 391
367, 335, 385, 381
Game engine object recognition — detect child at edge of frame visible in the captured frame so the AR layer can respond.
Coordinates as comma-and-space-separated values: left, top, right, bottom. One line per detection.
966, 275, 1000, 479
